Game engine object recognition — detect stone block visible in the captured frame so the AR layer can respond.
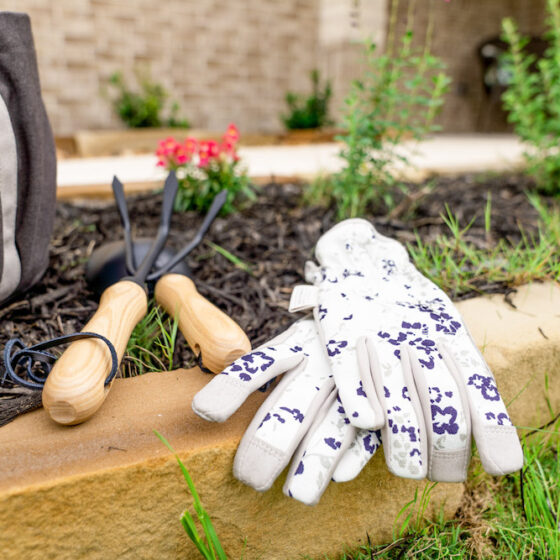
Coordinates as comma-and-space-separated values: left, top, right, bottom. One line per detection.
0, 282, 559, 559
457, 282, 560, 428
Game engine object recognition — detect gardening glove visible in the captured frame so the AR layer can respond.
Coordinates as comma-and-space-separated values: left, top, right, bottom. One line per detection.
192, 317, 382, 506
289, 218, 523, 481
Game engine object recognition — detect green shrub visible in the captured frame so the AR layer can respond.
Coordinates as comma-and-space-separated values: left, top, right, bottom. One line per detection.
502, 0, 560, 195
155, 124, 254, 214
109, 70, 190, 129
306, 2, 450, 219
282, 69, 332, 130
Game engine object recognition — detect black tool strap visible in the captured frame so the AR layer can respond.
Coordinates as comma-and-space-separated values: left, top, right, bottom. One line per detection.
2, 333, 118, 390
196, 352, 213, 375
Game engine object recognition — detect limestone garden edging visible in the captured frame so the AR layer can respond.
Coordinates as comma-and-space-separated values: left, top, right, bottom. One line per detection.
0, 282, 559, 560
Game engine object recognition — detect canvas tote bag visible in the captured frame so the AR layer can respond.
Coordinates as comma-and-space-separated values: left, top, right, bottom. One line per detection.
0, 12, 56, 305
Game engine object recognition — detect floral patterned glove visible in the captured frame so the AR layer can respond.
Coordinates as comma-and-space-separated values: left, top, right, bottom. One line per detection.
289, 219, 523, 481
192, 318, 382, 506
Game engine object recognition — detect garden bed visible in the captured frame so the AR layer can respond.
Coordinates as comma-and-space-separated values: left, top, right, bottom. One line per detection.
0, 171, 553, 424
0, 171, 559, 558
1, 282, 558, 559
57, 128, 343, 159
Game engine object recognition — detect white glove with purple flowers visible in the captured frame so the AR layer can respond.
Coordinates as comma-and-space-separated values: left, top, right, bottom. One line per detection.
289, 218, 523, 481
192, 318, 382, 506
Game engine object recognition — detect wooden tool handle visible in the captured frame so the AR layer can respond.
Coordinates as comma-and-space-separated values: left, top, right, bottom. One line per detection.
42, 280, 147, 425
155, 274, 251, 373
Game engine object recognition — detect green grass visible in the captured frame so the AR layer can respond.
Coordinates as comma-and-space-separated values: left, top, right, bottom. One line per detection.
159, 420, 559, 560
155, 431, 227, 560
204, 240, 253, 274
329, 417, 560, 560
122, 303, 178, 377
408, 194, 560, 298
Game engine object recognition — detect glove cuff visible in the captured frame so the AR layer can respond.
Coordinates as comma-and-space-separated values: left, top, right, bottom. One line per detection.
289, 285, 319, 313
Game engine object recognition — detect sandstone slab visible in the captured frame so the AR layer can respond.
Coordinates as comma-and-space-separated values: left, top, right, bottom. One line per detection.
0, 282, 559, 559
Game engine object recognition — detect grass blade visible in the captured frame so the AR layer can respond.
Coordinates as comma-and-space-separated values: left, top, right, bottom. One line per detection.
154, 431, 227, 559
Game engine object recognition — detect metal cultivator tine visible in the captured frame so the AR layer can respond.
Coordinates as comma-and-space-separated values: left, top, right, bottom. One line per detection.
146, 189, 227, 281
112, 175, 137, 275
133, 170, 179, 282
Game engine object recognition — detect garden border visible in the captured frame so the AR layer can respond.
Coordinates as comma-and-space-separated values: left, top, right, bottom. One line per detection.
1, 282, 559, 559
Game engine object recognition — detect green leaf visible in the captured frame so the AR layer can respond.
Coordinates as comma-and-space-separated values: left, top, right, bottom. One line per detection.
155, 431, 228, 558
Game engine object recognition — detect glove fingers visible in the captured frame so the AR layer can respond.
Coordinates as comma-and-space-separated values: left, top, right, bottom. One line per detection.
328, 336, 385, 430
331, 428, 382, 482
234, 365, 335, 492
192, 319, 310, 422
439, 336, 523, 475
366, 339, 427, 479
283, 390, 356, 506
233, 318, 336, 491
406, 345, 471, 482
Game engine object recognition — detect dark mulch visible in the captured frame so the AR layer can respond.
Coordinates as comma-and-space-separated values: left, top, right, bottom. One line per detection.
0, 172, 544, 425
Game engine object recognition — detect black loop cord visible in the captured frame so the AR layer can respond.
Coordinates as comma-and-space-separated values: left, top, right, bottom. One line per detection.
2, 332, 119, 390
195, 352, 213, 375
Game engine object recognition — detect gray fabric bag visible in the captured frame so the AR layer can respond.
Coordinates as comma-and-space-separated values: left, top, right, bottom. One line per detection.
0, 12, 56, 305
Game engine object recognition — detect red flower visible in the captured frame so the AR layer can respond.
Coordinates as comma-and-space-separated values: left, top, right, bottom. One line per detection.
156, 137, 175, 166
207, 140, 220, 158
184, 137, 198, 156
175, 145, 188, 164
157, 127, 242, 169
156, 137, 191, 167
220, 138, 237, 158
198, 140, 210, 168
224, 123, 240, 144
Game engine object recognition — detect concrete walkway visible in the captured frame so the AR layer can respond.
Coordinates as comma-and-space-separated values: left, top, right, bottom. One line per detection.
57, 134, 525, 195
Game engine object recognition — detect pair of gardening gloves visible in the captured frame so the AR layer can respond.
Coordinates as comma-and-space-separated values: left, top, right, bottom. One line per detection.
192, 219, 524, 506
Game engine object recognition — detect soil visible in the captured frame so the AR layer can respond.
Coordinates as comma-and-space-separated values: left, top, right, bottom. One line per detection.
0, 172, 545, 425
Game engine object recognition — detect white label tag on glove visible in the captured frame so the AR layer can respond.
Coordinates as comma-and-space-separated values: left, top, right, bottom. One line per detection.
289, 285, 319, 313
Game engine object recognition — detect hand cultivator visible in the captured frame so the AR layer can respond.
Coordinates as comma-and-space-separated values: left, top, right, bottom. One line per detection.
5, 171, 250, 425
87, 176, 250, 375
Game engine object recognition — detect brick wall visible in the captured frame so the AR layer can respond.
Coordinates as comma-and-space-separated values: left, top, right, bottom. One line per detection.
0, 0, 547, 135
0, 0, 320, 135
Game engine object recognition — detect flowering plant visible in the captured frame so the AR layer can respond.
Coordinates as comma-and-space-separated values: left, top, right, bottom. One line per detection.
155, 124, 254, 214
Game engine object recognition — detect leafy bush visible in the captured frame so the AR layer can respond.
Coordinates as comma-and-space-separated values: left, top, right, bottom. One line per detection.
155, 124, 254, 214
502, 0, 560, 195
109, 70, 190, 129
282, 69, 332, 130
306, 3, 450, 219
